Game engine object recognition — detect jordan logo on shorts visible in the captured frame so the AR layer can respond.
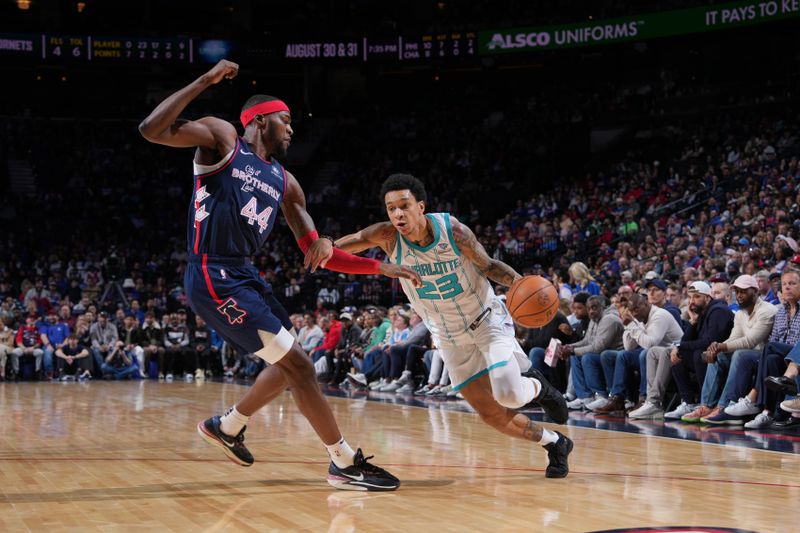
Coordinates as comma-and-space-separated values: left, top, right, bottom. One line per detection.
217, 298, 248, 325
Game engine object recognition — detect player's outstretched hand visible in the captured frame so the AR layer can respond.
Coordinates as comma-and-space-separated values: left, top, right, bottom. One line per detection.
204, 59, 239, 85
304, 238, 333, 273
378, 264, 422, 287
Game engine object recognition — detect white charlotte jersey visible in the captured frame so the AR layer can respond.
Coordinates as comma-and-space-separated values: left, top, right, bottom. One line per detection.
392, 213, 498, 346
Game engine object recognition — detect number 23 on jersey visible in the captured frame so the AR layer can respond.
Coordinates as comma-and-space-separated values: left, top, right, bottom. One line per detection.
416, 273, 464, 300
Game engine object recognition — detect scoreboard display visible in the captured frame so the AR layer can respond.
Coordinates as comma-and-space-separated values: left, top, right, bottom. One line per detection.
284, 32, 477, 62
0, 33, 194, 64
1, 31, 478, 65
0, 33, 41, 59
92, 37, 192, 63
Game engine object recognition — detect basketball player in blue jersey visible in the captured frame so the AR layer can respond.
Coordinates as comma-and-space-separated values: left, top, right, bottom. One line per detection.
335, 174, 574, 478
139, 60, 421, 491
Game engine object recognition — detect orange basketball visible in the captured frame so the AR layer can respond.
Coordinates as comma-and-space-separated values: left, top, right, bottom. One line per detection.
506, 275, 559, 328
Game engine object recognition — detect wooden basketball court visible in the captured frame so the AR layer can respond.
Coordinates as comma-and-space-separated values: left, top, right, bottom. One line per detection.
0, 381, 794, 532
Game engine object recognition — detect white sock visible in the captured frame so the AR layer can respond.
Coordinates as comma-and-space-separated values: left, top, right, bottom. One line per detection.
325, 437, 356, 469
538, 428, 559, 446
219, 405, 249, 437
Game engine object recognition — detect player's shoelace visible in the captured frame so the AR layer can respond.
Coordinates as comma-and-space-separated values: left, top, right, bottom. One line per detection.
226, 426, 247, 447
352, 449, 387, 475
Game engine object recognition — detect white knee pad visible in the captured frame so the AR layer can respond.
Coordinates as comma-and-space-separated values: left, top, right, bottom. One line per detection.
488, 359, 532, 409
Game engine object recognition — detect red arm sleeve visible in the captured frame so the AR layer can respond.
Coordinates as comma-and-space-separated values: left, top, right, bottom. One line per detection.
297, 231, 381, 275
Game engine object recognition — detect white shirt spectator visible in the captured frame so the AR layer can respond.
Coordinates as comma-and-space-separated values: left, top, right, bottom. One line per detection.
298, 325, 324, 352
623, 305, 684, 351
722, 298, 778, 352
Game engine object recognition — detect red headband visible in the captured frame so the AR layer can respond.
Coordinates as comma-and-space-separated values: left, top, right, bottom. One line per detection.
240, 100, 290, 128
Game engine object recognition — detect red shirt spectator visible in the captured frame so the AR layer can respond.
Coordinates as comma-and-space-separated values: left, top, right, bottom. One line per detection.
16, 314, 43, 348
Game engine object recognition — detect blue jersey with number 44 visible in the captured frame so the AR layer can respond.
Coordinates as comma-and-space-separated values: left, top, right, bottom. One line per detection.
187, 137, 285, 257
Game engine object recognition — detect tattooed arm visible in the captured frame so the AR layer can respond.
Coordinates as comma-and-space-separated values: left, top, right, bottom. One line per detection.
451, 217, 522, 287
334, 221, 397, 256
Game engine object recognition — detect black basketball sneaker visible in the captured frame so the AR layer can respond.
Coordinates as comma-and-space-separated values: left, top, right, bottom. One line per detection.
544, 431, 573, 478
327, 449, 400, 491
521, 369, 569, 424
197, 416, 254, 467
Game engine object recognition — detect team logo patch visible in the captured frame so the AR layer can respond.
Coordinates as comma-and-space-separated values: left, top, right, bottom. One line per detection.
437, 242, 449, 251
195, 185, 210, 202
216, 297, 247, 325
195, 205, 210, 222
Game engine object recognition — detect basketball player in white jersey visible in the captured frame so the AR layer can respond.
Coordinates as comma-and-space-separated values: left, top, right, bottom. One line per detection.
336, 174, 573, 478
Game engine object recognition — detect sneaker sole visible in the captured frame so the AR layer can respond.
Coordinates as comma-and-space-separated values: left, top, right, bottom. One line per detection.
701, 418, 744, 425
327, 474, 399, 492
628, 412, 664, 420
196, 422, 253, 467
765, 379, 798, 396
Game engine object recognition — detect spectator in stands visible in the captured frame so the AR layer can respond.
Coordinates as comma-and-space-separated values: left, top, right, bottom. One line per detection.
112, 308, 126, 331
755, 270, 780, 304
0, 320, 14, 381
646, 279, 682, 325
317, 282, 341, 308
328, 312, 363, 387
163, 312, 191, 381
59, 303, 76, 331
140, 311, 164, 379
289, 313, 304, 337
11, 313, 44, 380
373, 312, 412, 391
358, 310, 392, 378
221, 345, 243, 378
562, 296, 624, 410
382, 310, 431, 393
310, 315, 343, 375
415, 343, 451, 395
562, 292, 592, 400
776, 344, 800, 422
55, 335, 91, 381
40, 308, 70, 380
297, 314, 324, 353
24, 278, 50, 315
347, 311, 376, 375
664, 281, 735, 420
569, 262, 601, 295
701, 274, 778, 424
722, 269, 800, 429
89, 311, 118, 377
711, 281, 739, 312
595, 292, 683, 414
129, 299, 145, 324
101, 340, 139, 380
118, 314, 146, 378
564, 290, 588, 328
74, 314, 92, 348
240, 353, 265, 378
190, 315, 222, 379
666, 283, 688, 319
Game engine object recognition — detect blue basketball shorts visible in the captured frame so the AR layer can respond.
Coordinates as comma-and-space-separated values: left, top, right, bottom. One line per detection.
185, 255, 295, 363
